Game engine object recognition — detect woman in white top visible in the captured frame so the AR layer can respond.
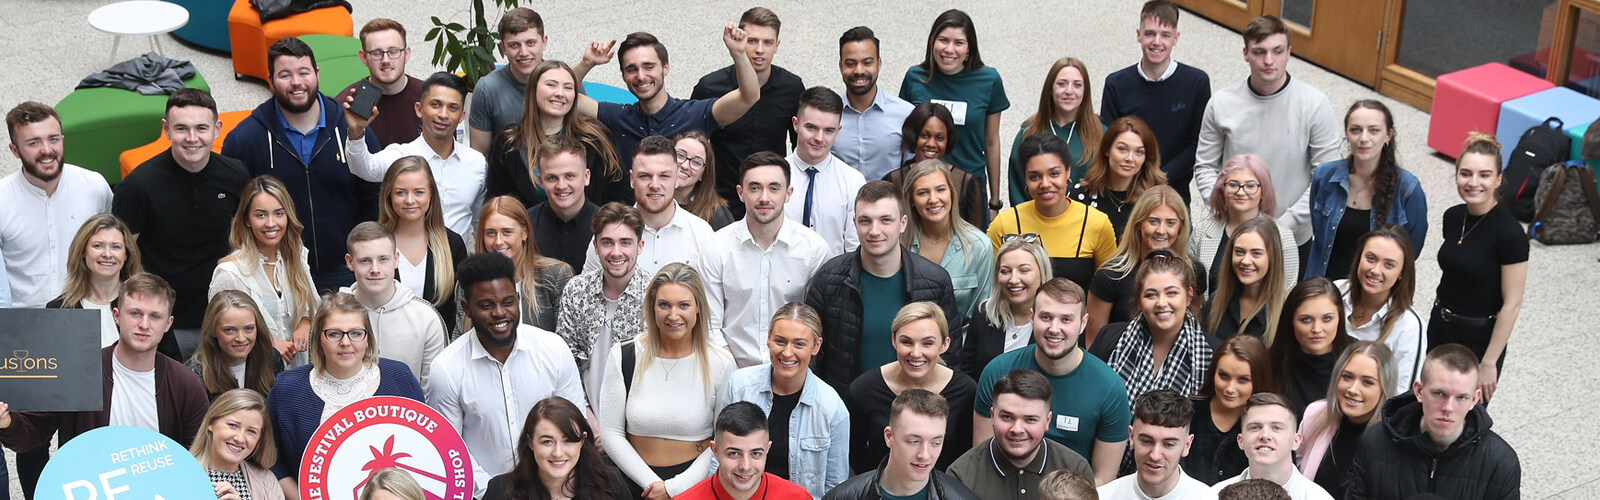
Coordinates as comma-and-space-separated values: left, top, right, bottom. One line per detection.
599, 262, 736, 500
1191, 154, 1299, 295
210, 176, 317, 367
1335, 225, 1426, 394
378, 156, 466, 337
47, 213, 144, 348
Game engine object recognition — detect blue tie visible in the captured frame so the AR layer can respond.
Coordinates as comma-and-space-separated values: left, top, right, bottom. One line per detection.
802, 166, 819, 227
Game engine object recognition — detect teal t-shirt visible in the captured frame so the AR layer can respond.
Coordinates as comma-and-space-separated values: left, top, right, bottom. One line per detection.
858, 269, 907, 374
1007, 120, 1106, 204
899, 65, 1010, 187
974, 345, 1131, 461
880, 482, 930, 500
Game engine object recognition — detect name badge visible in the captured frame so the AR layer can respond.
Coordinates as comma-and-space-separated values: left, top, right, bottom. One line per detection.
930, 99, 969, 126
1056, 415, 1080, 432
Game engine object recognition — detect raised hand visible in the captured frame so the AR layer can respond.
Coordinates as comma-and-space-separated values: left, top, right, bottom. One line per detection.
722, 22, 746, 52
582, 39, 617, 66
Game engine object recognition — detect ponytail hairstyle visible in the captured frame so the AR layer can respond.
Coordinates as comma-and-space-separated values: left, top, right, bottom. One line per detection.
377, 156, 455, 306
1345, 100, 1402, 225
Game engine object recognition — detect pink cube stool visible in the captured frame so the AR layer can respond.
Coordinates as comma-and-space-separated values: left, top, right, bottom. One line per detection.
1429, 63, 1554, 159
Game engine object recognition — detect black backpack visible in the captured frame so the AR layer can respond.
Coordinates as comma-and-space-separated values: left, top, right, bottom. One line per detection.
1502, 117, 1571, 222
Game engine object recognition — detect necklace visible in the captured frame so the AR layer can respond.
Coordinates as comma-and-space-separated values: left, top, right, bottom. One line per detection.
1102, 190, 1128, 213
1458, 210, 1489, 245
658, 355, 687, 380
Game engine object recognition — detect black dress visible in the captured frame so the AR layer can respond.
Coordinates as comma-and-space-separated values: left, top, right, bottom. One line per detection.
845, 367, 977, 473
1180, 398, 1248, 485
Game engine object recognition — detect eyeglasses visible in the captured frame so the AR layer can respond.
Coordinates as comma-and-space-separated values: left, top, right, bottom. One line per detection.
1224, 181, 1262, 194
363, 48, 407, 60
321, 329, 369, 342
675, 150, 706, 170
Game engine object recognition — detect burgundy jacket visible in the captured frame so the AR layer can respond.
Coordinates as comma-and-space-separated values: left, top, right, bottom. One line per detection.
0, 344, 210, 451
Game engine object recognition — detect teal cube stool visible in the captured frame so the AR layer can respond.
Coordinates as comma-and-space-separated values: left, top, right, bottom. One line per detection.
56, 73, 210, 185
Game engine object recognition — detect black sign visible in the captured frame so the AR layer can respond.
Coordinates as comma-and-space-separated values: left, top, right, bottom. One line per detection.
0, 308, 103, 411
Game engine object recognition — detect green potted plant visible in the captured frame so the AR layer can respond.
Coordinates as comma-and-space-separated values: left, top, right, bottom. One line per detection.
425, 0, 523, 85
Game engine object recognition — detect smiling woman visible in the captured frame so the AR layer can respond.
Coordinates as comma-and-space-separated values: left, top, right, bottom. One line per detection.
187, 291, 283, 400
190, 389, 284, 500
209, 176, 318, 368
47, 213, 145, 348
846, 302, 977, 473
1297, 342, 1395, 498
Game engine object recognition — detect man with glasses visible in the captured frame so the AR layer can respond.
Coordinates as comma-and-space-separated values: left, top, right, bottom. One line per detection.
428, 252, 590, 497
786, 87, 864, 256
335, 18, 424, 148
338, 222, 445, 391
344, 72, 487, 236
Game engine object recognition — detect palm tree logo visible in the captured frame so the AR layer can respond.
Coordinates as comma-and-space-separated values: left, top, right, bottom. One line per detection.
352, 436, 451, 500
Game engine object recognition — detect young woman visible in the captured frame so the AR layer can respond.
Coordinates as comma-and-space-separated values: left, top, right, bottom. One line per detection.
378, 156, 467, 336
883, 103, 985, 228
598, 263, 736, 499
1269, 277, 1355, 416
267, 293, 424, 490
189, 389, 283, 500
1192, 154, 1300, 292
1182, 335, 1270, 485
671, 131, 734, 230
955, 237, 1053, 381
719, 303, 850, 498
488, 60, 629, 207
476, 196, 574, 332
1089, 250, 1218, 405
1009, 57, 1105, 202
360, 468, 425, 500
1202, 217, 1290, 340
47, 213, 144, 348
846, 302, 977, 473
1085, 185, 1206, 342
1068, 116, 1165, 239
1308, 100, 1428, 279
1431, 133, 1527, 403
986, 133, 1118, 292
188, 291, 283, 400
902, 159, 994, 323
484, 397, 631, 500
210, 176, 317, 367
900, 9, 1008, 216
1338, 226, 1427, 394
1298, 341, 1396, 499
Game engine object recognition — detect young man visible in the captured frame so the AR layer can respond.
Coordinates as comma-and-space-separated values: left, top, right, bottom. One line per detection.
1099, 0, 1211, 206
973, 278, 1129, 486
948, 369, 1093, 500
0, 101, 113, 309
1210, 394, 1332, 500
224, 37, 381, 291
0, 274, 208, 452
572, 25, 761, 169
115, 88, 249, 362
1217, 480, 1291, 500
692, 7, 806, 217
582, 136, 716, 276
1192, 15, 1339, 261
677, 402, 812, 500
805, 181, 957, 394
1347, 344, 1521, 500
428, 252, 588, 497
345, 71, 488, 236
555, 202, 650, 411
835, 26, 914, 182
703, 151, 830, 367
468, 8, 547, 153
786, 87, 865, 256
528, 134, 599, 273
823, 389, 979, 500
335, 18, 423, 147
339, 222, 445, 391
1097, 389, 1215, 499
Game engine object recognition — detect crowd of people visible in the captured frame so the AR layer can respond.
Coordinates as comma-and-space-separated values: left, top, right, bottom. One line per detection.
0, 2, 1524, 499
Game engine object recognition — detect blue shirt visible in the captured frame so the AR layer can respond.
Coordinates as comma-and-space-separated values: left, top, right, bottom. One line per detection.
597, 96, 719, 170
1306, 158, 1429, 278
275, 101, 328, 164
720, 366, 852, 498
975, 346, 1131, 461
837, 88, 915, 181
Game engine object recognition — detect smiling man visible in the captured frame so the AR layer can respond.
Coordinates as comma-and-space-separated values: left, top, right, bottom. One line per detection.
1211, 393, 1331, 500
0, 101, 113, 309
468, 8, 549, 154
835, 26, 914, 182
527, 134, 599, 273
786, 87, 865, 256
1099, 1, 1211, 206
677, 402, 812, 500
338, 222, 445, 391
555, 202, 650, 411
949, 369, 1092, 500
1097, 389, 1214, 499
335, 18, 423, 147
582, 136, 716, 276
824, 389, 979, 500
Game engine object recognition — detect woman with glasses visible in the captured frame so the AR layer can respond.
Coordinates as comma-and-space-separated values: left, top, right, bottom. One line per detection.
1306, 100, 1427, 280
955, 237, 1053, 381
266, 293, 424, 492
671, 131, 734, 230
488, 60, 630, 208
1191, 154, 1299, 294
986, 133, 1117, 292
883, 103, 987, 229
210, 176, 319, 367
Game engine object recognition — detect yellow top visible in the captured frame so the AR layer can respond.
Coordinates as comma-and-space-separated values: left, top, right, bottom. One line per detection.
986, 200, 1118, 268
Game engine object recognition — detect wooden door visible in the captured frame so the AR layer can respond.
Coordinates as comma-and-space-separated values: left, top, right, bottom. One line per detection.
1266, 0, 1390, 86
1173, 0, 1262, 31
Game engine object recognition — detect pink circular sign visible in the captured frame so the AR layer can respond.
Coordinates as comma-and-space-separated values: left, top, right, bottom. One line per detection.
299, 396, 473, 500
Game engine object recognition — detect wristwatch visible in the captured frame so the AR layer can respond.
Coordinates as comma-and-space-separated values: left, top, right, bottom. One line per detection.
988, 201, 1004, 211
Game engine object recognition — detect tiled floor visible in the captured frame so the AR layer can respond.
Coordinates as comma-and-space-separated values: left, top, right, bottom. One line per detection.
2, 0, 1590, 497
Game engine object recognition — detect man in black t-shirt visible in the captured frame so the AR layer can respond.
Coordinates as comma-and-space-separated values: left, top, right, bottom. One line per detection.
113, 88, 248, 362
526, 134, 599, 273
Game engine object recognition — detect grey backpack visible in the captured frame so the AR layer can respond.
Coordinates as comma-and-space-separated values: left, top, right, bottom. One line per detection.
1529, 161, 1600, 245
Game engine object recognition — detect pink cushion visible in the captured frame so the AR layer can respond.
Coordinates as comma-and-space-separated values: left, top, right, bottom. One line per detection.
1429, 63, 1553, 159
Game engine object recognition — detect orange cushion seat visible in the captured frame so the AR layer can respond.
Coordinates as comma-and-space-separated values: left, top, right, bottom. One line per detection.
120, 110, 251, 178
228, 0, 353, 81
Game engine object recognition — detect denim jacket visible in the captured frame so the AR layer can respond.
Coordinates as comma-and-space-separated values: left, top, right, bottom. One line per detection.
720, 365, 851, 499
1307, 159, 1428, 277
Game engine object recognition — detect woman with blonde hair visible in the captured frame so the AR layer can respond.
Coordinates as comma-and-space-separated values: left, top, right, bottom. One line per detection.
1084, 185, 1205, 343
210, 176, 317, 366
598, 263, 736, 499
360, 468, 425, 500
187, 291, 283, 400
847, 301, 977, 472
489, 60, 629, 207
1202, 217, 1290, 341
1008, 57, 1105, 203
47, 213, 144, 348
670, 131, 734, 229
1297, 341, 1395, 498
1069, 116, 1167, 239
378, 155, 467, 336
955, 236, 1052, 380
476, 195, 574, 331
901, 159, 994, 323
190, 389, 283, 500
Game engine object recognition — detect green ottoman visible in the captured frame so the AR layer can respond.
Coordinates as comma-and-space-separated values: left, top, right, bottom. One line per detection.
299, 34, 368, 98
56, 73, 210, 185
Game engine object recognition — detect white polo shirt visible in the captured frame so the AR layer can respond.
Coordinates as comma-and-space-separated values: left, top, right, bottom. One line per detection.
785, 152, 865, 256
0, 165, 113, 307
347, 134, 488, 236
701, 218, 831, 367
582, 203, 716, 277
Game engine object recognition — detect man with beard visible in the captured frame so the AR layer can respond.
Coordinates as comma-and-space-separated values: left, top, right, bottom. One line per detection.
428, 251, 589, 497
554, 202, 650, 411
468, 8, 549, 154
1097, 389, 1215, 499
677, 402, 812, 500
701, 151, 830, 367
224, 37, 381, 292
973, 278, 1129, 486
335, 18, 423, 148
834, 26, 914, 182
0, 101, 113, 309
949, 369, 1093, 500
786, 87, 864, 256
581, 136, 716, 276
114, 89, 248, 362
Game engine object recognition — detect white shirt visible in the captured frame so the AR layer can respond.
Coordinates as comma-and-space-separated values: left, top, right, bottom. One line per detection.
702, 219, 831, 367
347, 133, 488, 236
108, 355, 159, 431
396, 247, 428, 299
1003, 320, 1033, 353
0, 166, 113, 308
1212, 468, 1334, 500
81, 299, 118, 347
1336, 279, 1427, 395
785, 152, 864, 256
229, 362, 247, 389
583, 204, 716, 276
586, 297, 620, 411
1138, 59, 1181, 82
427, 324, 588, 483
1098, 468, 1217, 500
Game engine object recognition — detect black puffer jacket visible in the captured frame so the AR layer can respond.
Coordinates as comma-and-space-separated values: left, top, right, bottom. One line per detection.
805, 247, 960, 394
821, 461, 979, 500
1347, 392, 1521, 500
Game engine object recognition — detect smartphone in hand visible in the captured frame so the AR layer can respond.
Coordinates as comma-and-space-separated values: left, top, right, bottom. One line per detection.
349, 80, 383, 120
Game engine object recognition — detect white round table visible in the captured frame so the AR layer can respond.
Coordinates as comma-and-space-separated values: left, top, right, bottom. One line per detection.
87, 1, 190, 64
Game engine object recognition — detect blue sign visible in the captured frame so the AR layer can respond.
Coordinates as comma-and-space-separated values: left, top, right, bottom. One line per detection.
34, 426, 215, 500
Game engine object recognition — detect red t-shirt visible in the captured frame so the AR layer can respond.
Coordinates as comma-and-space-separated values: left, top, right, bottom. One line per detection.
675, 472, 813, 500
